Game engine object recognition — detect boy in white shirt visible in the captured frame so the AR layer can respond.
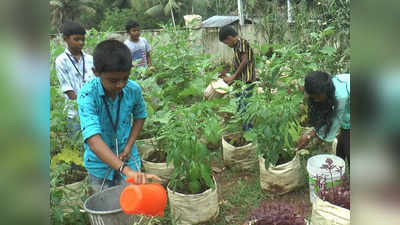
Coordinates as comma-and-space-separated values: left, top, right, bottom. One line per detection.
55, 21, 95, 135
123, 20, 154, 77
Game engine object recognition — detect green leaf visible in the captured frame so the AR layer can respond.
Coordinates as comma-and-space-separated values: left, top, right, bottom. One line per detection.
188, 180, 201, 194
189, 162, 200, 181
243, 131, 257, 143
322, 26, 336, 37
320, 46, 336, 56
298, 149, 310, 156
310, 32, 319, 39
200, 164, 213, 188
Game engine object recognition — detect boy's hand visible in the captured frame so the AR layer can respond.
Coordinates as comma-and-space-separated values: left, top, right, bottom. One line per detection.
149, 65, 155, 72
65, 90, 77, 100
123, 167, 161, 184
119, 148, 131, 162
223, 75, 235, 85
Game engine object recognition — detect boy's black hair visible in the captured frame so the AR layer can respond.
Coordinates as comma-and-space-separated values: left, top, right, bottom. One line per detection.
62, 20, 86, 37
125, 20, 140, 32
219, 26, 238, 42
305, 71, 338, 139
93, 40, 132, 73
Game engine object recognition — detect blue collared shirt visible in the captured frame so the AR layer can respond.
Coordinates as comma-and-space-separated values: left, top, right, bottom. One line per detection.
77, 77, 147, 180
316, 74, 350, 142
55, 48, 95, 118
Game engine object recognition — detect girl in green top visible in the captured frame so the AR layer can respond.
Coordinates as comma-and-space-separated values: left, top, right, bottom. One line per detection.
297, 71, 350, 162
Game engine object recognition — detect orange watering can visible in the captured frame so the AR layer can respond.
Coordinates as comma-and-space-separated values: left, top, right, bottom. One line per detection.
120, 177, 167, 217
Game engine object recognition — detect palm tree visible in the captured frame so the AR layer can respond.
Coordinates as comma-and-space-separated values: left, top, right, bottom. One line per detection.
50, 0, 96, 30
136, 0, 211, 26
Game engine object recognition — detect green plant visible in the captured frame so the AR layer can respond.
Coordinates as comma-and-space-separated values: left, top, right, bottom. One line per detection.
243, 89, 303, 167
164, 103, 218, 194
149, 24, 219, 105
50, 0, 97, 31
51, 148, 84, 169
202, 116, 223, 146
50, 163, 89, 225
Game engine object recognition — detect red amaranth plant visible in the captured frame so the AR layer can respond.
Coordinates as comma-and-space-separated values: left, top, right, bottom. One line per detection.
316, 158, 350, 209
248, 202, 306, 225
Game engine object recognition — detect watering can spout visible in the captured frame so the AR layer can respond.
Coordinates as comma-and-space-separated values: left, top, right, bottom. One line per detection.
120, 178, 167, 217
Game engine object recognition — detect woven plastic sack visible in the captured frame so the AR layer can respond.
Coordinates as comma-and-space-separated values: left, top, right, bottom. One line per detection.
259, 154, 302, 195
167, 177, 219, 225
141, 146, 174, 185
310, 196, 350, 225
222, 135, 257, 169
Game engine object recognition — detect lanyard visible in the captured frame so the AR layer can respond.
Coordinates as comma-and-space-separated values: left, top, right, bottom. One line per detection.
66, 52, 86, 82
102, 92, 123, 156
102, 92, 123, 135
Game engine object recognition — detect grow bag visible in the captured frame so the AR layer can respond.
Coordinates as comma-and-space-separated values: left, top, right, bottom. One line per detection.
222, 135, 257, 169
259, 153, 302, 195
141, 146, 174, 185
167, 177, 219, 225
310, 196, 350, 225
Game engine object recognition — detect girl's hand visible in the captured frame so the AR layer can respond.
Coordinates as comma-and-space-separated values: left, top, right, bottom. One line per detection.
297, 130, 316, 149
297, 134, 310, 149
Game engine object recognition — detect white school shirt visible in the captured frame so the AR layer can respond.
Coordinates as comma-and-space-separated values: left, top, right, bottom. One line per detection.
55, 48, 95, 118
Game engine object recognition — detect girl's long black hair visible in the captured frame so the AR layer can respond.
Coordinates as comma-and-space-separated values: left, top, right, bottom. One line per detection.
305, 71, 338, 139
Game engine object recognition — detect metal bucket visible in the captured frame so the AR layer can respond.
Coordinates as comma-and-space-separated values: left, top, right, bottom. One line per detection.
83, 185, 134, 225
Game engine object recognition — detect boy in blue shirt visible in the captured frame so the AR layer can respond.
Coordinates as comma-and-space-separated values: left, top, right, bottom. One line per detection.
297, 72, 350, 163
78, 40, 160, 193
55, 21, 95, 135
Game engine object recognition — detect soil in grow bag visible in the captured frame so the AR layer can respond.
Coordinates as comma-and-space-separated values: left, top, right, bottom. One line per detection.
60, 163, 87, 185
276, 153, 293, 165
174, 179, 211, 195
226, 134, 250, 147
146, 150, 167, 163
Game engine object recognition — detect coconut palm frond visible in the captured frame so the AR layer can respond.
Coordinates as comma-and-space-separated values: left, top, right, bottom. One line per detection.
145, 3, 164, 17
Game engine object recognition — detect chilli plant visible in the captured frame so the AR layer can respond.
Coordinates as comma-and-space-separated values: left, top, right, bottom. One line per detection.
243, 88, 303, 168
163, 103, 216, 194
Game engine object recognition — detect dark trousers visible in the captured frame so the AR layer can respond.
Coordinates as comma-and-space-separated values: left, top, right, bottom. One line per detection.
235, 84, 255, 131
336, 128, 350, 164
